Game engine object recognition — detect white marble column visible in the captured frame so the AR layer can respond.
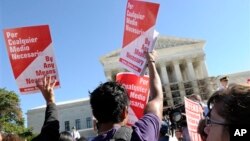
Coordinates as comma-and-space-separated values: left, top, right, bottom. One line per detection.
186, 59, 196, 80
159, 63, 169, 85
186, 59, 199, 94
159, 63, 173, 106
173, 61, 185, 102
105, 70, 113, 81
198, 58, 211, 98
200, 59, 209, 78
173, 61, 183, 82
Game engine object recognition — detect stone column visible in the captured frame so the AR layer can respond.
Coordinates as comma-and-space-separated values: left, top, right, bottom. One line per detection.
173, 61, 183, 82
200, 59, 209, 78
105, 70, 113, 81
159, 63, 169, 84
198, 58, 211, 99
159, 63, 173, 106
186, 59, 199, 94
186, 59, 196, 80
173, 61, 185, 102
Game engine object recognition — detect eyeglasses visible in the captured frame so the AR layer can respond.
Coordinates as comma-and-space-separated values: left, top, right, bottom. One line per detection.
205, 116, 228, 126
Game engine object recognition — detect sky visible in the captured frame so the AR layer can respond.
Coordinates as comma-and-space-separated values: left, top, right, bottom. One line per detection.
0, 0, 249, 126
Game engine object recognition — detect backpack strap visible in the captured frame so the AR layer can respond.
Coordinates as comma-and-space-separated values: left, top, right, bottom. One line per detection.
110, 126, 133, 141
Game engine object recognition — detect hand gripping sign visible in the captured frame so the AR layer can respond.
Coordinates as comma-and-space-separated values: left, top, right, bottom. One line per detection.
119, 0, 160, 76
3, 25, 60, 94
116, 72, 149, 126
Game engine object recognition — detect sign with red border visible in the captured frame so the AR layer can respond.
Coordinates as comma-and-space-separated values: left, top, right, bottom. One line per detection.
116, 72, 149, 125
184, 97, 204, 141
119, 0, 159, 75
3, 25, 60, 94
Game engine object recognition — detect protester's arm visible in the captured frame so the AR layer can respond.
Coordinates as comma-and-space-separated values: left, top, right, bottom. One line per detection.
37, 76, 56, 105
144, 51, 163, 120
35, 76, 59, 140
132, 52, 163, 141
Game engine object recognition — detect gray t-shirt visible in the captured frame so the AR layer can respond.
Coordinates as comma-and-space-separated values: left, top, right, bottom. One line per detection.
92, 113, 161, 141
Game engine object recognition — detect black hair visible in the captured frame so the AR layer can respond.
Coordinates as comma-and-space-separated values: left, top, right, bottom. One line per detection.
2, 133, 23, 141
219, 76, 229, 81
89, 81, 129, 123
59, 131, 73, 141
197, 119, 207, 140
77, 136, 87, 141
207, 84, 250, 126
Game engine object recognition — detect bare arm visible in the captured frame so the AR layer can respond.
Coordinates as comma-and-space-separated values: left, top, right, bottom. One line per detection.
144, 51, 163, 120
32, 76, 59, 141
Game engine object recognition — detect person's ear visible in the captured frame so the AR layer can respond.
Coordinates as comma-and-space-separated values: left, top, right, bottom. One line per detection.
204, 126, 210, 135
121, 106, 129, 121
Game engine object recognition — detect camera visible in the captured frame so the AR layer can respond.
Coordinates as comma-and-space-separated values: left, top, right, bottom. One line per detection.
163, 103, 187, 134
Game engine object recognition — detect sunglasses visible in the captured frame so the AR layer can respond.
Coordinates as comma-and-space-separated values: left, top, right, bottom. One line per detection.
205, 116, 228, 126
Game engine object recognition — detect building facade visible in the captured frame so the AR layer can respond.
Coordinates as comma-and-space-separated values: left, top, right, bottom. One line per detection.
100, 35, 216, 106
27, 98, 96, 138
27, 35, 250, 138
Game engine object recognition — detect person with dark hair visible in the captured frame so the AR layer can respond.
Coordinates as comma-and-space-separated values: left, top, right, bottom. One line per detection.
59, 131, 73, 141
188, 94, 202, 102
2, 134, 23, 141
89, 51, 163, 141
204, 84, 250, 141
217, 76, 229, 90
158, 121, 169, 141
197, 119, 207, 141
31, 76, 59, 141
77, 136, 87, 141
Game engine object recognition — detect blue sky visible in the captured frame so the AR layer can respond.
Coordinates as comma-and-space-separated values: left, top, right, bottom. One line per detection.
0, 0, 249, 126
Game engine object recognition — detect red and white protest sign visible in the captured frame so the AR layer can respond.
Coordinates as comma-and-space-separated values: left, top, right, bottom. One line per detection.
116, 72, 149, 125
3, 25, 60, 94
184, 97, 204, 141
119, 0, 159, 76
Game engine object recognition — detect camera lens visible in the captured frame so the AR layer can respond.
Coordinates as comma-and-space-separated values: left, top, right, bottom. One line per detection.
172, 112, 182, 122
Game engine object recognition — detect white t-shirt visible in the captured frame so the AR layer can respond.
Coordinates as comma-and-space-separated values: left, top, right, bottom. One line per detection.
71, 130, 80, 139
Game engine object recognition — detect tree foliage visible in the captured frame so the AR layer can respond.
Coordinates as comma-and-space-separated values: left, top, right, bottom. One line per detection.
0, 88, 32, 138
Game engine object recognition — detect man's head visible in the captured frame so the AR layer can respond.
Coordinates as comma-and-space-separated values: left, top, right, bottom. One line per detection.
2, 133, 23, 141
219, 76, 229, 81
188, 94, 202, 102
59, 131, 73, 141
204, 84, 250, 141
219, 76, 229, 88
89, 81, 129, 124
160, 121, 169, 136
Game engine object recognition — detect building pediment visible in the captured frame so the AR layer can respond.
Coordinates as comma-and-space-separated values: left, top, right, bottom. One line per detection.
100, 35, 205, 63
155, 35, 205, 49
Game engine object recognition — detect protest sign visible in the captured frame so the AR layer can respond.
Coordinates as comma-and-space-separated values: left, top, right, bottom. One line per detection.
119, 0, 159, 75
116, 72, 149, 125
3, 25, 60, 94
184, 97, 204, 141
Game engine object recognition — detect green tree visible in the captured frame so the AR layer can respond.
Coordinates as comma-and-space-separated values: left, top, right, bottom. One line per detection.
0, 88, 33, 138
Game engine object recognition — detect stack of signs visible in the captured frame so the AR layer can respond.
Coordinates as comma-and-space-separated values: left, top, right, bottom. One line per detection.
3, 25, 60, 94
119, 0, 160, 76
184, 97, 204, 141
116, 72, 149, 126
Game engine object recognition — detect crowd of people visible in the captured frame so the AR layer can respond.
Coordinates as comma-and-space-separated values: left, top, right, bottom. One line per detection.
1, 51, 250, 141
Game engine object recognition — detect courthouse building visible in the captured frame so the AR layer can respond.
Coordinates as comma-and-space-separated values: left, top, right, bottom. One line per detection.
27, 35, 250, 137
100, 35, 215, 106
